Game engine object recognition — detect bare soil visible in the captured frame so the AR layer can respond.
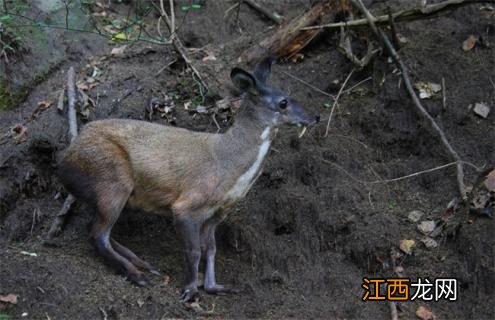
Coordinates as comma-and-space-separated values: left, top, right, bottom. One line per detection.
0, 1, 494, 319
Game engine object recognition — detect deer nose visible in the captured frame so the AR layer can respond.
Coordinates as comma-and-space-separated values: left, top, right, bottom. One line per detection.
315, 113, 321, 123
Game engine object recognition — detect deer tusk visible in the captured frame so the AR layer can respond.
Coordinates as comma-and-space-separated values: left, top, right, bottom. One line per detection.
298, 126, 307, 138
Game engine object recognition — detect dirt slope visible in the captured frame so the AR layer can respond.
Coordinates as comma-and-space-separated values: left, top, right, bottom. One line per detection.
0, 1, 494, 319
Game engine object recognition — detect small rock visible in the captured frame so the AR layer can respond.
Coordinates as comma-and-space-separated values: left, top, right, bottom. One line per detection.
111, 45, 127, 56
416, 306, 436, 320
418, 220, 436, 234
399, 239, 416, 255
196, 105, 208, 114
20, 250, 38, 257
473, 102, 490, 118
184, 101, 192, 111
421, 237, 438, 249
408, 210, 424, 223
0, 294, 18, 304
394, 265, 405, 277
462, 34, 479, 51
484, 169, 495, 192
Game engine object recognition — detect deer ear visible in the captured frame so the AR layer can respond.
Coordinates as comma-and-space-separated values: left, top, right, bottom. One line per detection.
230, 67, 257, 93
253, 57, 275, 84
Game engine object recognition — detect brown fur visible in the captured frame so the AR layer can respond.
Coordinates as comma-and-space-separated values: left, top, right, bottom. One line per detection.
59, 105, 270, 220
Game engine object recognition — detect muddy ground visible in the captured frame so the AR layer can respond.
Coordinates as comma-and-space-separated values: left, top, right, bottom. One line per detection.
0, 0, 494, 319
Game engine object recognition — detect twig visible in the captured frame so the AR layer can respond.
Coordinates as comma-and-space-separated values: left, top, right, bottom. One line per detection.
371, 162, 459, 184
338, 26, 379, 69
303, 0, 495, 31
344, 76, 372, 93
325, 69, 354, 136
442, 77, 446, 110
31, 208, 39, 236
47, 194, 76, 238
155, 0, 207, 91
67, 67, 77, 142
278, 70, 335, 100
351, 0, 467, 199
57, 89, 66, 113
326, 133, 369, 149
388, 301, 399, 320
6, 13, 171, 45
99, 307, 108, 320
224, 1, 241, 19
244, 0, 284, 24
47, 67, 79, 239
61, 0, 71, 30
387, 7, 399, 48
212, 114, 221, 133
321, 158, 461, 185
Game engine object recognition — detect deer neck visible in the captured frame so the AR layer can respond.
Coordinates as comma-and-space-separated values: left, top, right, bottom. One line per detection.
214, 100, 277, 198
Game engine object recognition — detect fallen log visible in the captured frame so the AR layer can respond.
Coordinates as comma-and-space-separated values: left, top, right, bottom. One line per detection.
240, 0, 349, 64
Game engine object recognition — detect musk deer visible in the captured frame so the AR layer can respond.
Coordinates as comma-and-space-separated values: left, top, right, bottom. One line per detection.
57, 58, 319, 302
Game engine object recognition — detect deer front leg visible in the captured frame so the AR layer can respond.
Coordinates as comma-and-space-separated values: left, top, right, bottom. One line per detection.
201, 221, 241, 295
174, 216, 202, 303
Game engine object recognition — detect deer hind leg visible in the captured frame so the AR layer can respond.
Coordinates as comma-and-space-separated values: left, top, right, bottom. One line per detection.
110, 238, 161, 275
91, 182, 151, 287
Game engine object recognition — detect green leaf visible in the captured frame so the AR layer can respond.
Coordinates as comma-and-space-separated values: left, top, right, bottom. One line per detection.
181, 5, 190, 11
111, 32, 128, 41
0, 15, 12, 21
191, 4, 202, 9
324, 103, 331, 108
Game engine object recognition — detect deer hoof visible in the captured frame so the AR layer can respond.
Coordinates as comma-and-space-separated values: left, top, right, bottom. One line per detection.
180, 287, 200, 303
128, 273, 151, 287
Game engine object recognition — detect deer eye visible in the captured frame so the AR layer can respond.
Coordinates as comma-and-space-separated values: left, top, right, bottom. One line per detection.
279, 99, 288, 110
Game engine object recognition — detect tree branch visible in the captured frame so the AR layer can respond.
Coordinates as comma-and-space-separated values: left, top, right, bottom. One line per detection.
303, 0, 495, 31
350, 0, 468, 199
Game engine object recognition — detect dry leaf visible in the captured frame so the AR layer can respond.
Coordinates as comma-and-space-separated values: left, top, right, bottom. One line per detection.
473, 102, 490, 118
416, 306, 436, 320
462, 35, 478, 51
31, 101, 53, 119
415, 82, 441, 99
408, 210, 424, 223
291, 53, 305, 63
484, 169, 495, 192
91, 11, 108, 17
418, 221, 436, 234
184, 101, 192, 111
399, 239, 416, 255
77, 81, 90, 91
472, 192, 490, 209
0, 294, 18, 304
421, 237, 438, 249
196, 105, 208, 114
77, 89, 95, 119
201, 50, 217, 62
111, 45, 127, 56
11, 124, 27, 144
